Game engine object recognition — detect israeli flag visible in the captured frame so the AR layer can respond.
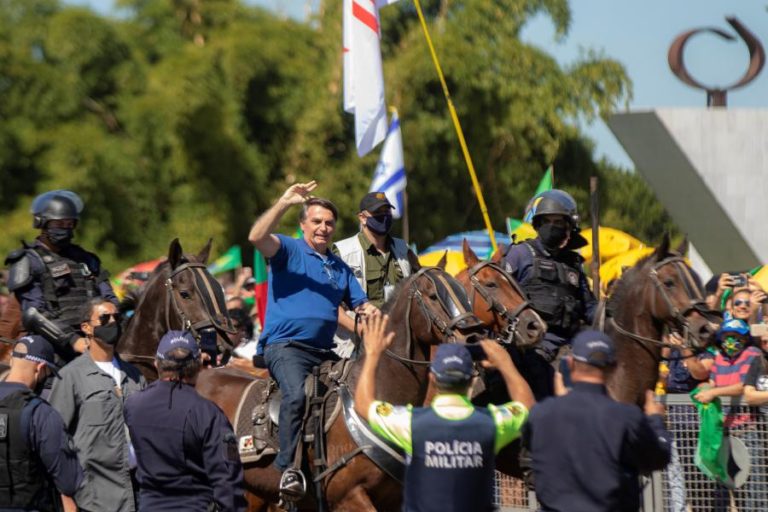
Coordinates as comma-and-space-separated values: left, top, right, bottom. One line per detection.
370, 110, 406, 219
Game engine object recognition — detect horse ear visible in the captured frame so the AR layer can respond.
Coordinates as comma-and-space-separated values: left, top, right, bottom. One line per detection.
197, 238, 213, 264
168, 238, 183, 270
652, 233, 671, 262
436, 251, 448, 270
674, 235, 689, 256
407, 250, 421, 272
462, 239, 479, 267
491, 243, 508, 263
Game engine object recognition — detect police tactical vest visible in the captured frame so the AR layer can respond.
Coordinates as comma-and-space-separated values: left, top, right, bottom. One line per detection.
405, 406, 496, 512
32, 246, 100, 328
334, 235, 412, 293
0, 389, 51, 511
522, 241, 584, 336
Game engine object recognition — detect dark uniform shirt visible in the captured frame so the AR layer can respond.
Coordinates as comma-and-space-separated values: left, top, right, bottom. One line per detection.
0, 382, 83, 500
124, 380, 246, 512
504, 237, 597, 352
15, 239, 118, 314
523, 382, 671, 512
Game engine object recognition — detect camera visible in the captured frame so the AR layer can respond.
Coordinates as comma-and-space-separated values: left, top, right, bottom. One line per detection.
466, 344, 487, 361
730, 273, 747, 288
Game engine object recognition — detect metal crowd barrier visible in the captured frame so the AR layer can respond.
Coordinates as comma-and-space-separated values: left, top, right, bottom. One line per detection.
492, 394, 768, 512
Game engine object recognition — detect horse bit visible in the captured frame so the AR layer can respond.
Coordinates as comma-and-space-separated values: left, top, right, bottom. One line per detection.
610, 255, 712, 352
466, 261, 533, 345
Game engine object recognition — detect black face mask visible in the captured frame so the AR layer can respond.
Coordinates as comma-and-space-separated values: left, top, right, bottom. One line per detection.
44, 227, 74, 247
538, 224, 569, 251
94, 322, 122, 346
366, 214, 393, 235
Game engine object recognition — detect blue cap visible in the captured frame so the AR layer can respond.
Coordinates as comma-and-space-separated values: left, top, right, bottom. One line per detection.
156, 331, 200, 361
13, 335, 60, 376
430, 344, 474, 384
572, 330, 616, 368
718, 318, 750, 339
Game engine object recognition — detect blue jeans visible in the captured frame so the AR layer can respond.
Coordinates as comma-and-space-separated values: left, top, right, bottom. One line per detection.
264, 342, 337, 470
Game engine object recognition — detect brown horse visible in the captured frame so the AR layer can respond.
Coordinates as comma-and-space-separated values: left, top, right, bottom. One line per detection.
604, 235, 717, 405
118, 238, 236, 381
454, 240, 545, 349
196, 266, 486, 511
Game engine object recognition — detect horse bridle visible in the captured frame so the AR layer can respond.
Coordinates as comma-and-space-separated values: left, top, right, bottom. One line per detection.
610, 255, 711, 351
164, 262, 236, 350
466, 261, 534, 345
386, 267, 482, 366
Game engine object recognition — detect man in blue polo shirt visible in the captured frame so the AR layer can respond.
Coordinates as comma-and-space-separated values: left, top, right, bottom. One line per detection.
248, 180, 374, 500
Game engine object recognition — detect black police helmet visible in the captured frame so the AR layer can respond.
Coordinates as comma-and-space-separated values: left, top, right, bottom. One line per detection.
525, 189, 579, 228
31, 190, 84, 229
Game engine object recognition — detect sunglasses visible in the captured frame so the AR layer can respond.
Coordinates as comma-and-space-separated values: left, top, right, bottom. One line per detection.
734, 299, 751, 307
97, 313, 122, 326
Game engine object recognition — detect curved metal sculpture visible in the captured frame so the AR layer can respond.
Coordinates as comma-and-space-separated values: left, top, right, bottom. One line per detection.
668, 17, 765, 107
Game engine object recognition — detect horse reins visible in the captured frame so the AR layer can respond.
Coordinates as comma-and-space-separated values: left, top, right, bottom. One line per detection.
354, 267, 481, 367
610, 255, 711, 353
466, 261, 533, 345
164, 261, 236, 344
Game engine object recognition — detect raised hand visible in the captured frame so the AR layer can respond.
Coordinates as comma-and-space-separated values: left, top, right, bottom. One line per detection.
280, 181, 318, 205
361, 312, 394, 357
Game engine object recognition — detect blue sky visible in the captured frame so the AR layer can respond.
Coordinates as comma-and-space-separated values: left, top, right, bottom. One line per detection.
68, 1, 768, 169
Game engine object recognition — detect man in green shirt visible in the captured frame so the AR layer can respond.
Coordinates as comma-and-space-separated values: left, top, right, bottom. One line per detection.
333, 192, 415, 357
355, 313, 533, 511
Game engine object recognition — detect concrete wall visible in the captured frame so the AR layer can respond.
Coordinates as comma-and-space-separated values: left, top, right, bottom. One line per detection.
608, 109, 768, 273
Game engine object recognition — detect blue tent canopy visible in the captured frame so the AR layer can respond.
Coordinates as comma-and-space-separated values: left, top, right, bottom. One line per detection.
421, 230, 510, 259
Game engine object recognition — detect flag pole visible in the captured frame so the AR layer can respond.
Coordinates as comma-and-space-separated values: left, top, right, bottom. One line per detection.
402, 189, 410, 244
412, 0, 497, 253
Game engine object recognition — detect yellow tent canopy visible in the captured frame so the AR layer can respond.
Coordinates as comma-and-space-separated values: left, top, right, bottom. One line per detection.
418, 250, 467, 276
599, 247, 655, 293
580, 227, 645, 267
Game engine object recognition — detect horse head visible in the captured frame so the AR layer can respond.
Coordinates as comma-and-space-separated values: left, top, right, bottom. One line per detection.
643, 235, 716, 349
118, 238, 235, 379
615, 234, 716, 350
382, 266, 486, 364
455, 241, 545, 349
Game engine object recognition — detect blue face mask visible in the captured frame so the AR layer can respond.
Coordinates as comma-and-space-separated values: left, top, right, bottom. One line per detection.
366, 214, 393, 235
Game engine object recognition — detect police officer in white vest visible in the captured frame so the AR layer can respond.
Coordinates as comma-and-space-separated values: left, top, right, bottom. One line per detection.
332, 192, 415, 357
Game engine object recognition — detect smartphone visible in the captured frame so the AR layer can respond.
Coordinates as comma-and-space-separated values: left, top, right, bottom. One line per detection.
750, 324, 768, 337
730, 273, 747, 287
466, 344, 487, 361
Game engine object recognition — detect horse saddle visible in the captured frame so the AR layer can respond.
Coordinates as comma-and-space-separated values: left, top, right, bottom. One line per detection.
233, 358, 351, 463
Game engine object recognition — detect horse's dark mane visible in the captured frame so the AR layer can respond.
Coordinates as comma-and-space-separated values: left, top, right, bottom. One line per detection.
609, 256, 650, 309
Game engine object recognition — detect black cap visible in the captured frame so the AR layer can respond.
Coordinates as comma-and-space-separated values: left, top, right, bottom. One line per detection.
359, 192, 394, 213
12, 335, 61, 376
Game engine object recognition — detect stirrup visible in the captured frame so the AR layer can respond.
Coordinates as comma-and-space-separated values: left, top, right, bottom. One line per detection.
279, 468, 307, 502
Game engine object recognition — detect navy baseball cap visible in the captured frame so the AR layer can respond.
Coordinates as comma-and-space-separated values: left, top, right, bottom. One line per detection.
12, 335, 60, 376
571, 330, 617, 368
156, 331, 200, 361
430, 344, 474, 384
359, 192, 394, 213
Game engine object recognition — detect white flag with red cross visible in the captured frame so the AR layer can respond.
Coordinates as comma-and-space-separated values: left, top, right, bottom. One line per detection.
343, 0, 399, 157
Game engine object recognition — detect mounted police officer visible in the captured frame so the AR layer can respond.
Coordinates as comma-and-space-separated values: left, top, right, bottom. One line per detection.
5, 190, 118, 362
503, 190, 597, 399
333, 192, 415, 357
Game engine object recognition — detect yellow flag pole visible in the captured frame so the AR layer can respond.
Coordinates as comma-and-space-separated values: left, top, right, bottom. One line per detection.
412, 0, 497, 253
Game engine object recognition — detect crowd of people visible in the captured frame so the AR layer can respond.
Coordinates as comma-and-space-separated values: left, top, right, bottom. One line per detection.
1, 185, 768, 512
